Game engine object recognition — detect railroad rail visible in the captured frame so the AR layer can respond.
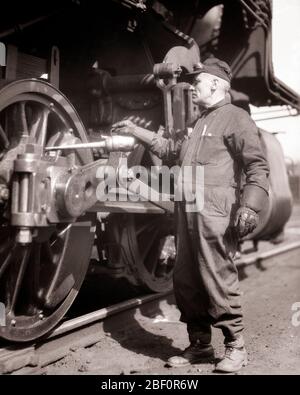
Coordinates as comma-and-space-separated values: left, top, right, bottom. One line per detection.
1, 237, 300, 375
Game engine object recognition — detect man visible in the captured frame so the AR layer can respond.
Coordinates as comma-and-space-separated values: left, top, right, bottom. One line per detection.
112, 57, 269, 373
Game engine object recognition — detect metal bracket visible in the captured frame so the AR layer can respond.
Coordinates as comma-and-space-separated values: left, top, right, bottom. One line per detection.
153, 62, 181, 138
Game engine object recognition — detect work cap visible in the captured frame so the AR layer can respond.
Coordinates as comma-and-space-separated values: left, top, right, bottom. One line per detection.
188, 57, 232, 83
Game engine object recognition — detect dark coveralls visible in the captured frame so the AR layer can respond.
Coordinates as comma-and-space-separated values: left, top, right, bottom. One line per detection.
149, 96, 269, 344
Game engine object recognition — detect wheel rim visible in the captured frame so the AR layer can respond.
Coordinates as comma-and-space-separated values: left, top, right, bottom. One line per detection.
0, 80, 95, 342
127, 213, 175, 292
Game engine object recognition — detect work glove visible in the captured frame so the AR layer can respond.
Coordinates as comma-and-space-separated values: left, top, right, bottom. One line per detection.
234, 206, 259, 238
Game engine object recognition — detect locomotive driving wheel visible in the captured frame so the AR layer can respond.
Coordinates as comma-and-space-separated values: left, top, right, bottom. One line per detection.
106, 146, 176, 292
0, 79, 95, 342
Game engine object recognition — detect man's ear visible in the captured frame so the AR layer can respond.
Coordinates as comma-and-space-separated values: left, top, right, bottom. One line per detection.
211, 78, 218, 93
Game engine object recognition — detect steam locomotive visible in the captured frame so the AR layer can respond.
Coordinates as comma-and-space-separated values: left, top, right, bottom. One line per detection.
0, 0, 298, 342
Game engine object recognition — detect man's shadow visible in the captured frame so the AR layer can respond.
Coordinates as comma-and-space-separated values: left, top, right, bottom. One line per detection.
102, 292, 183, 364
70, 275, 182, 363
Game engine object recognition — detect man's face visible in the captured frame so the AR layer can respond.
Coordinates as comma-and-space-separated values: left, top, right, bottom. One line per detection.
191, 72, 215, 107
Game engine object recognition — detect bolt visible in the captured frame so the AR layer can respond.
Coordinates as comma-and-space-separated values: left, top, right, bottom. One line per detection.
0, 185, 9, 201
49, 102, 54, 110
11, 319, 16, 327
127, 169, 135, 181
68, 128, 74, 134
39, 313, 44, 320
16, 228, 32, 245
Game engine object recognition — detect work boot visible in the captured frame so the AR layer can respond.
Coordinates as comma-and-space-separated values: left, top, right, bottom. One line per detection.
215, 336, 247, 373
166, 340, 215, 368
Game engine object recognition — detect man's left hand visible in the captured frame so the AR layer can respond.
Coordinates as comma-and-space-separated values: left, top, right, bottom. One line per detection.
234, 206, 259, 238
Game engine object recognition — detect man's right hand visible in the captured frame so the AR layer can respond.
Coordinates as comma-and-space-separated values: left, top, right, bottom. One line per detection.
111, 120, 136, 135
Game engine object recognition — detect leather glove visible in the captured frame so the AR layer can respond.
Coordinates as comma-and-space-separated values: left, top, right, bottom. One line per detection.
234, 206, 259, 238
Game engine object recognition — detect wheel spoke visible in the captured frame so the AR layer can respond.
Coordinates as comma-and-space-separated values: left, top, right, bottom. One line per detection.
0, 245, 15, 279
30, 107, 50, 146
19, 102, 29, 136
7, 245, 31, 314
0, 123, 9, 149
19, 243, 42, 315
43, 240, 54, 263
30, 243, 41, 302
138, 226, 160, 262
0, 237, 12, 257
36, 241, 57, 305
135, 217, 160, 236
150, 257, 160, 276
